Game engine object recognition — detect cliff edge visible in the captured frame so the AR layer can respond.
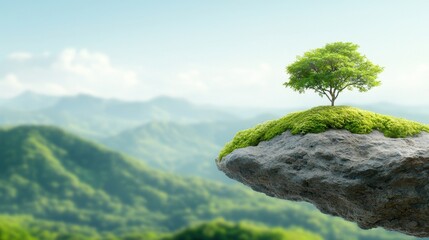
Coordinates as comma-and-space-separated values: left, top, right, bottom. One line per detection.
217, 107, 429, 237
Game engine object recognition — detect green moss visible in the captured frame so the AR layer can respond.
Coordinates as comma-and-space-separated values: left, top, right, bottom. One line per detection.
218, 106, 429, 161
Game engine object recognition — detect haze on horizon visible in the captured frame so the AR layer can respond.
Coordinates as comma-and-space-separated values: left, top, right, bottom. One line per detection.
1, 0, 429, 108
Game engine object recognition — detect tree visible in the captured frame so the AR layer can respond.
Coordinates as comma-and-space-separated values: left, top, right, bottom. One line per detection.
284, 42, 383, 106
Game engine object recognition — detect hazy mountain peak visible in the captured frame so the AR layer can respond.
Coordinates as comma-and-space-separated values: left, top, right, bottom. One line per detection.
147, 95, 194, 108
13, 90, 44, 99
0, 91, 59, 111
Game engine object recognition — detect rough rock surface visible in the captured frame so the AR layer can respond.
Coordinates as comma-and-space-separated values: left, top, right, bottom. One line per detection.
217, 130, 429, 237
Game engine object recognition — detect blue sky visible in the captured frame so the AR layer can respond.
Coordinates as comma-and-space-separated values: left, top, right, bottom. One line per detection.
1, 1, 429, 108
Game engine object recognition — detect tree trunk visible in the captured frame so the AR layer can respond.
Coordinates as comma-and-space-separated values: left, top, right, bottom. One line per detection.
330, 95, 336, 106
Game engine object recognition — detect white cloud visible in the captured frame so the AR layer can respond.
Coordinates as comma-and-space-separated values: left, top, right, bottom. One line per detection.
0, 74, 26, 97
53, 48, 138, 86
8, 52, 33, 61
1, 49, 140, 99
3, 74, 22, 87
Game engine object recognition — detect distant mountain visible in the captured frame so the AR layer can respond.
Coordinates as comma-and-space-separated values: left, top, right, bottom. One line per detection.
357, 103, 429, 124
0, 125, 410, 239
0, 92, 238, 138
102, 116, 275, 181
0, 92, 427, 139
0, 91, 59, 111
48, 94, 235, 123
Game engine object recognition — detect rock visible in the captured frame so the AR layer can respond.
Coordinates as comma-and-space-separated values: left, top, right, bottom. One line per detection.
217, 130, 429, 237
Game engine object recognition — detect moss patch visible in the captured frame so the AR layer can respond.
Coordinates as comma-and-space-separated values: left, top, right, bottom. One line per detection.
218, 106, 429, 161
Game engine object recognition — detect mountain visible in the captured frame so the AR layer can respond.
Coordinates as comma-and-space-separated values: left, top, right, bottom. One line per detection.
357, 103, 429, 124
0, 91, 59, 111
0, 92, 237, 138
102, 116, 275, 181
47, 94, 235, 123
0, 125, 413, 239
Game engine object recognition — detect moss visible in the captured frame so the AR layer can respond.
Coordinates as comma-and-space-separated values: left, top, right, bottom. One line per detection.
218, 106, 429, 161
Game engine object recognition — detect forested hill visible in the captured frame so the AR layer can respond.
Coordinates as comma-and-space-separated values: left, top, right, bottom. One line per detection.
101, 117, 274, 181
0, 126, 415, 239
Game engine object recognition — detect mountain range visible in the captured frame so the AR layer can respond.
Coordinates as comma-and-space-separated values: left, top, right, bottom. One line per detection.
0, 92, 238, 138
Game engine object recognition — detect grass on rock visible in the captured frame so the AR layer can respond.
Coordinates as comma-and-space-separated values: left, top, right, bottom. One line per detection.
218, 106, 429, 160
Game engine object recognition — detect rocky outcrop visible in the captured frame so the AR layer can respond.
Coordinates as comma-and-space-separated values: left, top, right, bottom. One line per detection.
217, 130, 429, 237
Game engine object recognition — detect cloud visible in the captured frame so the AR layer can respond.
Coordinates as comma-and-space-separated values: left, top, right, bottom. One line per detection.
53, 48, 138, 86
8, 52, 33, 61
1, 49, 139, 98
0, 74, 26, 97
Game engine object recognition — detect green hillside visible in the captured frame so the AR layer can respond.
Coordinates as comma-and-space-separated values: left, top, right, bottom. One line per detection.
0, 215, 102, 240
103, 121, 219, 175
0, 126, 417, 239
164, 219, 323, 240
102, 117, 272, 181
0, 216, 322, 240
219, 106, 429, 160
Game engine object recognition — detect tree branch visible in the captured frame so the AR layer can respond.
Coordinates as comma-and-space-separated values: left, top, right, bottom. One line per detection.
339, 82, 355, 92
322, 91, 332, 102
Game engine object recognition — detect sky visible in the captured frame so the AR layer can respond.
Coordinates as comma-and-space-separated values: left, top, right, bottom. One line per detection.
1, 0, 429, 108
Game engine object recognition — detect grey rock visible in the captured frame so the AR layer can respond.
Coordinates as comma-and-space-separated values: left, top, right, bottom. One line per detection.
217, 130, 429, 237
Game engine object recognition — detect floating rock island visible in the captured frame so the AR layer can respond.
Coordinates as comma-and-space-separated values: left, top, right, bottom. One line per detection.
216, 106, 429, 237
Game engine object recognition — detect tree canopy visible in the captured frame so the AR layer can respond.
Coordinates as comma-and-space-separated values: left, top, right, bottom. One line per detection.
284, 42, 383, 106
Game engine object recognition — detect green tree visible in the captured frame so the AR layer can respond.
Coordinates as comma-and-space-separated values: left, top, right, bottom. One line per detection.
284, 42, 383, 106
